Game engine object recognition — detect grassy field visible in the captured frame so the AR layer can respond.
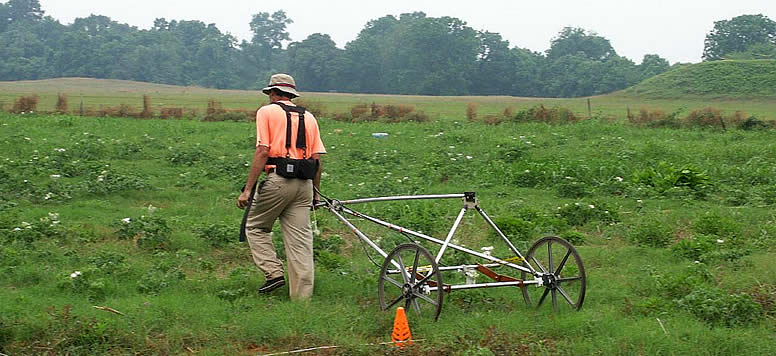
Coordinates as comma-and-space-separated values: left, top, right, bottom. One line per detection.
621, 60, 776, 99
1, 93, 776, 355
2, 78, 776, 122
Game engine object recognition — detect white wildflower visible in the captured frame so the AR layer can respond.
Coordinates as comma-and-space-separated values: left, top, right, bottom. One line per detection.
50, 174, 61, 179
13, 227, 21, 231
450, 158, 457, 161
44, 192, 53, 200
147, 205, 157, 213
403, 176, 408, 180
716, 239, 724, 243
70, 271, 82, 278
589, 204, 595, 209
637, 199, 643, 204
449, 145, 455, 149
358, 182, 365, 186
21, 222, 32, 229
466, 156, 472, 160
615, 176, 624, 182
121, 218, 131, 224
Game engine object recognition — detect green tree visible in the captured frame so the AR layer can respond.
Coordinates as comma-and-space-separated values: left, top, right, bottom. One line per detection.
6, 0, 43, 23
238, 11, 293, 88
341, 15, 398, 93
287, 33, 344, 92
703, 14, 776, 61
471, 31, 515, 95
0, 3, 9, 32
547, 27, 616, 61
638, 54, 670, 79
724, 42, 776, 60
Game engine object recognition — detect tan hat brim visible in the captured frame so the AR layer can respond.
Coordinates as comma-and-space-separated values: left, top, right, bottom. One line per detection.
262, 85, 300, 98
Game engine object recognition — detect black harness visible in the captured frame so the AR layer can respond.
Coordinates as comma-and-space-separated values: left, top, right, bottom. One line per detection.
267, 102, 308, 164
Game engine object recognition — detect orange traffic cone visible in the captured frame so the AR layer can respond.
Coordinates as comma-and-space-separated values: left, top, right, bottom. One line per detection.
391, 307, 412, 348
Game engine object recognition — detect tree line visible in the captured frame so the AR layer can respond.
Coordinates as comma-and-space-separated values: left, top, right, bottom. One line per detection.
1, 0, 773, 97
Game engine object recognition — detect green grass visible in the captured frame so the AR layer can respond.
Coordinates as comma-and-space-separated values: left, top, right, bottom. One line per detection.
1, 110, 776, 354
620, 60, 776, 99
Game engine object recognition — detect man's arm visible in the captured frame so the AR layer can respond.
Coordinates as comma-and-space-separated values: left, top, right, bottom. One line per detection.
311, 153, 322, 203
237, 145, 269, 209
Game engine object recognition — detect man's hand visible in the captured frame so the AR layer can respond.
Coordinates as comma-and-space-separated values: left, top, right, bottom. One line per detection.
237, 190, 252, 209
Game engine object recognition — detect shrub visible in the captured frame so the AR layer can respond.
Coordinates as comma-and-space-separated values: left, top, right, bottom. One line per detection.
481, 114, 505, 125
513, 104, 579, 124
167, 145, 209, 165
115, 215, 171, 250
160, 107, 184, 119
645, 262, 714, 299
627, 107, 682, 128
683, 107, 747, 130
293, 99, 327, 117
350, 104, 370, 119
677, 287, 762, 327
202, 110, 252, 122
555, 201, 619, 226
672, 233, 750, 263
11, 95, 39, 113
749, 283, 776, 317
404, 111, 429, 122
503, 106, 514, 118
95, 104, 139, 118
56, 93, 68, 113
58, 268, 108, 301
692, 213, 740, 238
206, 99, 224, 116
490, 216, 535, 241
140, 95, 153, 118
632, 162, 711, 193
561, 230, 587, 245
555, 177, 589, 198
84, 169, 150, 195
137, 266, 185, 294
737, 115, 771, 130
193, 223, 238, 247
466, 102, 478, 121
629, 217, 673, 247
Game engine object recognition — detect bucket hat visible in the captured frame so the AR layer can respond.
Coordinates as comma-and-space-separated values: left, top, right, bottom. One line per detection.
262, 73, 300, 98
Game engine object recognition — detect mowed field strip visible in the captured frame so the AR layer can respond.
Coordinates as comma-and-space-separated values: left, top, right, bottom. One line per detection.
2, 78, 776, 121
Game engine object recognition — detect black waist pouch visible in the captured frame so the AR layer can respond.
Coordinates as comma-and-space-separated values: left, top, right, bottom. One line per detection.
270, 157, 318, 180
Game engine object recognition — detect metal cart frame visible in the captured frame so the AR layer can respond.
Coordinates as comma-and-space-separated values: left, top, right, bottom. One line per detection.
316, 191, 586, 320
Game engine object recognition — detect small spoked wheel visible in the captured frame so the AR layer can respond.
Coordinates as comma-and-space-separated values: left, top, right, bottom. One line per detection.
378, 243, 444, 321
520, 236, 586, 312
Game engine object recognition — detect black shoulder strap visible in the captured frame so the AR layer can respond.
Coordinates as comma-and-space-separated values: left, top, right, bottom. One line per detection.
272, 102, 308, 157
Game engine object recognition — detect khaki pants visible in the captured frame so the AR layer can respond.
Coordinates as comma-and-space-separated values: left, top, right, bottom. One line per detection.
245, 173, 314, 300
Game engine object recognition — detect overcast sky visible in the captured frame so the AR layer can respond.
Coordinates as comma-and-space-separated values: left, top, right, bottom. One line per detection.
38, 0, 775, 64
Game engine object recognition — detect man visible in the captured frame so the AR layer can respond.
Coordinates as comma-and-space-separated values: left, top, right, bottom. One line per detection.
237, 73, 325, 300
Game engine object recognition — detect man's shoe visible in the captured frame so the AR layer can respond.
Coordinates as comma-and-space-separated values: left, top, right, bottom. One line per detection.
259, 276, 285, 293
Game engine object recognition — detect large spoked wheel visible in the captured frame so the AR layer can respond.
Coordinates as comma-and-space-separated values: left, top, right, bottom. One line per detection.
378, 243, 444, 321
520, 236, 586, 312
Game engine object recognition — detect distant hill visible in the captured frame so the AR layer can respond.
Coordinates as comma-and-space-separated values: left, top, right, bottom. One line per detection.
618, 60, 776, 99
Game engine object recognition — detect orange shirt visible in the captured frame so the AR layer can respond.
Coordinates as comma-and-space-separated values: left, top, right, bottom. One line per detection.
256, 101, 326, 161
